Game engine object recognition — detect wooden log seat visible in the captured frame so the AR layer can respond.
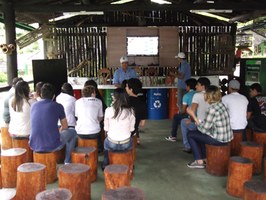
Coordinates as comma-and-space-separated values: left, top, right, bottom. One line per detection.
230, 131, 243, 156
240, 141, 263, 175
0, 166, 2, 189
246, 128, 253, 141
243, 180, 266, 200
253, 131, 266, 155
71, 146, 98, 182
108, 150, 134, 179
1, 148, 27, 188
205, 144, 230, 176
12, 136, 33, 162
55, 146, 65, 164
58, 163, 90, 200
264, 157, 266, 181
16, 162, 46, 200
78, 137, 98, 149
1, 126, 12, 149
36, 188, 72, 200
33, 151, 57, 184
101, 186, 145, 200
0, 188, 16, 200
226, 156, 253, 198
104, 164, 130, 190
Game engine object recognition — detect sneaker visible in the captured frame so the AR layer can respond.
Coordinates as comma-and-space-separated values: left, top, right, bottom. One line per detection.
187, 160, 205, 169
165, 136, 177, 142
182, 148, 192, 153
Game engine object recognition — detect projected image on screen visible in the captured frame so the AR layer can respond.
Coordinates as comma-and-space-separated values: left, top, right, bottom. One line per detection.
127, 36, 159, 56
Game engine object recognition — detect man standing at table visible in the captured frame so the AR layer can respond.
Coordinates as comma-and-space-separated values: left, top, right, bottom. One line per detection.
113, 56, 137, 88
170, 52, 191, 112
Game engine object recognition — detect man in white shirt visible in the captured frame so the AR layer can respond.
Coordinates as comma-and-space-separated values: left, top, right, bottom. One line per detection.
180, 77, 210, 153
222, 79, 248, 138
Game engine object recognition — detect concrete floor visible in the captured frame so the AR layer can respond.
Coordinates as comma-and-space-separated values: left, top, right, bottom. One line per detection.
47, 119, 263, 200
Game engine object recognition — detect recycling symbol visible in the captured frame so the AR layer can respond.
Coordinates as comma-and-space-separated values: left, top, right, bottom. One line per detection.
154, 100, 161, 108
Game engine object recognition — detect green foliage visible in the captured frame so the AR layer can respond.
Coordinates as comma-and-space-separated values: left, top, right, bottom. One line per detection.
0, 72, 7, 82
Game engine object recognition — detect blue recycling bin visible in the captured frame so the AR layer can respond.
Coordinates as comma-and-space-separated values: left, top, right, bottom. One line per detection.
147, 88, 168, 120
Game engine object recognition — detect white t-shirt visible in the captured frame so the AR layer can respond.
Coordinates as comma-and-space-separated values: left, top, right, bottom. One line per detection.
9, 98, 36, 137
222, 92, 248, 130
56, 92, 76, 127
192, 91, 210, 121
75, 97, 103, 135
104, 107, 135, 141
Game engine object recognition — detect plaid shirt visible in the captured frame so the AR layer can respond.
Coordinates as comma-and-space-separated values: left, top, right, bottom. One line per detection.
197, 101, 233, 143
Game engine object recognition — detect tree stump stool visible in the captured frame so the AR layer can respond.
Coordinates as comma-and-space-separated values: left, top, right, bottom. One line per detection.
264, 157, 266, 181
55, 147, 65, 164
253, 132, 266, 155
240, 141, 263, 175
36, 188, 72, 200
71, 146, 98, 182
0, 188, 16, 200
230, 131, 243, 156
226, 156, 253, 198
1, 126, 12, 149
101, 186, 145, 200
1, 148, 27, 188
246, 128, 253, 141
33, 152, 57, 184
132, 135, 137, 162
78, 137, 98, 149
243, 180, 266, 200
12, 137, 33, 162
16, 162, 46, 200
0, 166, 2, 189
58, 163, 90, 200
108, 150, 134, 179
104, 164, 130, 190
206, 144, 230, 176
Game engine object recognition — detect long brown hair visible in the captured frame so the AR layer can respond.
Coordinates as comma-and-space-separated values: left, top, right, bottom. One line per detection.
112, 88, 132, 119
11, 80, 30, 112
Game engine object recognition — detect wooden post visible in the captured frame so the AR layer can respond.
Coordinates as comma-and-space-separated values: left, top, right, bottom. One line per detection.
230, 131, 243, 156
1, 126, 12, 149
16, 163, 46, 200
33, 152, 57, 184
58, 163, 90, 200
1, 148, 27, 188
36, 188, 72, 200
243, 180, 266, 200
101, 186, 145, 200
253, 132, 266, 155
108, 150, 134, 179
104, 164, 130, 190
71, 147, 98, 182
240, 141, 263, 175
226, 156, 253, 198
12, 137, 33, 162
206, 144, 230, 176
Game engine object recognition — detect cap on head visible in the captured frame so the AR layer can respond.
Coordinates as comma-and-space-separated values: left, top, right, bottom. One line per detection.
120, 56, 128, 63
229, 79, 240, 90
175, 52, 186, 59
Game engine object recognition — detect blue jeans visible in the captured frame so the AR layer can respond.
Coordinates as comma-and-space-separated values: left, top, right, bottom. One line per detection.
177, 88, 186, 112
171, 113, 187, 137
103, 137, 133, 167
187, 130, 226, 160
53, 128, 77, 164
180, 119, 197, 149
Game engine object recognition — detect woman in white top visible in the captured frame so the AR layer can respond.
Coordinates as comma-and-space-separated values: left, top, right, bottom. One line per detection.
9, 80, 36, 137
102, 88, 135, 169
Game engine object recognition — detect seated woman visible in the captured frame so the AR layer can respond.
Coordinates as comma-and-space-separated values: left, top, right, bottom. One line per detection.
75, 85, 104, 140
102, 88, 135, 169
186, 85, 233, 169
9, 80, 36, 138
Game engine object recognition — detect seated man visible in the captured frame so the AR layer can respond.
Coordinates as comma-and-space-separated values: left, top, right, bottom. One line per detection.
165, 78, 197, 142
29, 83, 76, 164
247, 83, 266, 132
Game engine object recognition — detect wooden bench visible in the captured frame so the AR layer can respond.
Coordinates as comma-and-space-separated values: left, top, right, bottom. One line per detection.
240, 141, 263, 175
1, 148, 27, 188
16, 162, 46, 200
71, 146, 98, 182
36, 188, 72, 200
243, 180, 266, 200
226, 156, 253, 198
104, 164, 130, 190
33, 151, 57, 184
102, 186, 145, 200
206, 144, 230, 176
58, 163, 90, 200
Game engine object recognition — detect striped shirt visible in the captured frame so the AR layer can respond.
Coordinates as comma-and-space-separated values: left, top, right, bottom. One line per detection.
197, 101, 233, 143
